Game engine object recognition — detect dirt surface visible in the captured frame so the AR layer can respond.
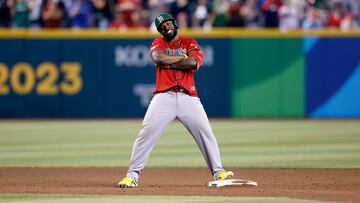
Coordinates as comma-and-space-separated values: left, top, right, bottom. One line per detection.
0, 167, 359, 202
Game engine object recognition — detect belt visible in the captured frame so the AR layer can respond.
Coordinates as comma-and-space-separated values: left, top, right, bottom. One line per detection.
169, 86, 186, 93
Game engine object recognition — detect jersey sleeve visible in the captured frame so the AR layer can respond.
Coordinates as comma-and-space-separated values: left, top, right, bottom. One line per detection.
187, 39, 204, 70
150, 38, 165, 55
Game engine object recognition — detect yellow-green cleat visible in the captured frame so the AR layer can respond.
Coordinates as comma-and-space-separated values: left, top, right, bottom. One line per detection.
118, 177, 136, 188
216, 170, 234, 180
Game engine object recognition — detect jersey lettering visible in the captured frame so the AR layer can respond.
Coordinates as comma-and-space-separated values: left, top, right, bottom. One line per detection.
164, 48, 187, 56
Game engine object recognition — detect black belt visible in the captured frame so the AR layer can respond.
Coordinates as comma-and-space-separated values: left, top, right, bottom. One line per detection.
169, 86, 186, 93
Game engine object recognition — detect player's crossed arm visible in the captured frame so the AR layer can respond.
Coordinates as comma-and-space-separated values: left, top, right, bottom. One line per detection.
151, 50, 197, 71
170, 57, 197, 71
151, 50, 186, 65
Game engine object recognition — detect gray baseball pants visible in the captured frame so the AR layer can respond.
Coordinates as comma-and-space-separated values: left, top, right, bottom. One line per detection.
126, 91, 225, 185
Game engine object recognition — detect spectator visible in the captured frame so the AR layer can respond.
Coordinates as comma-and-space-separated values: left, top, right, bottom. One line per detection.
169, 0, 190, 28
91, 0, 114, 29
69, 0, 93, 28
346, 0, 359, 19
176, 9, 188, 28
240, 0, 262, 28
115, 0, 143, 28
212, 0, 229, 27
328, 2, 344, 28
41, 0, 64, 28
340, 3, 358, 30
261, 0, 282, 28
227, 0, 243, 27
191, 0, 215, 29
302, 6, 323, 30
28, 0, 43, 28
12, 0, 30, 28
278, 0, 304, 31
0, 0, 14, 27
60, 0, 72, 27
109, 9, 126, 29
131, 8, 149, 28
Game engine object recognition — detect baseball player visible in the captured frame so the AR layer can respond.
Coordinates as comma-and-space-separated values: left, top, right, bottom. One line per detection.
118, 13, 234, 188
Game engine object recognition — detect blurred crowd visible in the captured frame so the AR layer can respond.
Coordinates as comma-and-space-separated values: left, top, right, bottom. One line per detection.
0, 0, 359, 31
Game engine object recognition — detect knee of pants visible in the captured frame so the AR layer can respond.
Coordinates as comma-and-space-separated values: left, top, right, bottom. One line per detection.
138, 123, 159, 137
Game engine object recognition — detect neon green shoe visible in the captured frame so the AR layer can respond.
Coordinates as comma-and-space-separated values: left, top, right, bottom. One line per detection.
216, 170, 234, 180
118, 177, 136, 188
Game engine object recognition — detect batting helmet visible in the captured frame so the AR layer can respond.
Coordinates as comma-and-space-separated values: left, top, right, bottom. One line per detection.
155, 13, 179, 31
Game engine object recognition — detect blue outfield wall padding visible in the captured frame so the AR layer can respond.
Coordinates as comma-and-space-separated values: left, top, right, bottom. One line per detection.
306, 37, 360, 117
0, 38, 231, 118
303, 36, 319, 54
310, 62, 360, 117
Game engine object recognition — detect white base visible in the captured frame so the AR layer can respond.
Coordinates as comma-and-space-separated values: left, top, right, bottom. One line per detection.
208, 179, 257, 187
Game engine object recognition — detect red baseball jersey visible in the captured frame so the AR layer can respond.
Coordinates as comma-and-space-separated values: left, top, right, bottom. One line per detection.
150, 36, 204, 96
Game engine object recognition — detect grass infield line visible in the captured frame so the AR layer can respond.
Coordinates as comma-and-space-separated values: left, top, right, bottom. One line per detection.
0, 119, 359, 168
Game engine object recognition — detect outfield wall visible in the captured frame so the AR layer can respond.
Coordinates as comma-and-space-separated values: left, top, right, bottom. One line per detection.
231, 38, 304, 117
0, 29, 359, 118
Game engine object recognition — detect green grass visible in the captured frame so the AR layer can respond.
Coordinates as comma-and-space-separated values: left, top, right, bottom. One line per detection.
0, 119, 360, 168
0, 194, 329, 203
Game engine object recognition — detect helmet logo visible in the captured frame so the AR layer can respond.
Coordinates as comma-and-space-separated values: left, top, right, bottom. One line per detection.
157, 16, 164, 23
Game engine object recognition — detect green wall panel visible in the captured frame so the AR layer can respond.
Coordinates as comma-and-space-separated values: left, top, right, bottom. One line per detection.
231, 38, 304, 117
281, 56, 304, 116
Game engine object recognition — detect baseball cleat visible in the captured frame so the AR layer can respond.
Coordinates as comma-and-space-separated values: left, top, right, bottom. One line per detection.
217, 170, 234, 180
118, 177, 136, 188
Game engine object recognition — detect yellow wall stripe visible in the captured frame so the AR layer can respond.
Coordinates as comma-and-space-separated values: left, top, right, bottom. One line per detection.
0, 28, 359, 39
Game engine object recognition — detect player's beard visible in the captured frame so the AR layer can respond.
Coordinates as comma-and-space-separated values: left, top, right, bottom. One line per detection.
163, 28, 177, 42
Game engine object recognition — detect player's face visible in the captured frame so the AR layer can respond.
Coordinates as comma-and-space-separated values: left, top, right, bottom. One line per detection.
159, 20, 177, 41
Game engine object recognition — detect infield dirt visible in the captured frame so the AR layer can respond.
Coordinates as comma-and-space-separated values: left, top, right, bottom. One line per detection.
0, 167, 359, 202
